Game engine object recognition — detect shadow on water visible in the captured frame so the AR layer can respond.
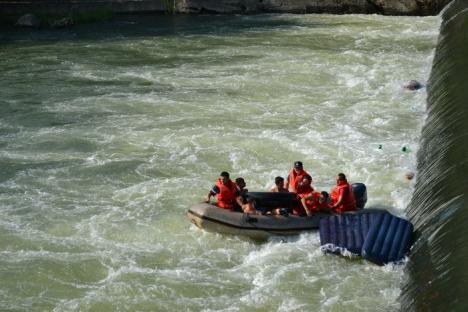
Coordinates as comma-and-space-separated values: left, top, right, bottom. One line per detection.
0, 13, 359, 45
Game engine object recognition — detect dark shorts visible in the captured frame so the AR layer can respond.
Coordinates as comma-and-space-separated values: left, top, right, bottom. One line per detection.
233, 203, 243, 213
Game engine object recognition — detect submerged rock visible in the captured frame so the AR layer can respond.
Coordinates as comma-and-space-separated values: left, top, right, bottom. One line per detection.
405, 172, 415, 180
50, 17, 74, 28
16, 14, 41, 28
404, 80, 424, 90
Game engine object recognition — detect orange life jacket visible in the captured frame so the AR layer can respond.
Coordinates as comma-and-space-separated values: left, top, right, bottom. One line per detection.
291, 185, 313, 216
297, 184, 314, 198
215, 178, 238, 209
330, 180, 356, 213
304, 191, 329, 212
302, 191, 315, 211
287, 168, 311, 192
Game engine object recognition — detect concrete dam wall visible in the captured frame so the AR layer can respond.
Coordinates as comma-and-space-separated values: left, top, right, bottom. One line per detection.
400, 0, 468, 310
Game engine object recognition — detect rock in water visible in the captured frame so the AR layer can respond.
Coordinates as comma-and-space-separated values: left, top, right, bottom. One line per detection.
50, 17, 74, 28
405, 172, 415, 180
404, 80, 423, 90
16, 14, 41, 28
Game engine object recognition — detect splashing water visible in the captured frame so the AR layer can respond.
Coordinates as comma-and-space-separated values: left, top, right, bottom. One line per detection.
0, 13, 439, 311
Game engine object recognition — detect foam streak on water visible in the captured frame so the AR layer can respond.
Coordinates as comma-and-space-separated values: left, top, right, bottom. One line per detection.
0, 14, 439, 311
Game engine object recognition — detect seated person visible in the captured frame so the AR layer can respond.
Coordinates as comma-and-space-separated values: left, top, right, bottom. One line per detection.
269, 176, 289, 215
329, 173, 356, 213
292, 174, 314, 216
235, 177, 257, 214
301, 191, 331, 216
296, 174, 314, 197
206, 171, 238, 210
270, 176, 288, 193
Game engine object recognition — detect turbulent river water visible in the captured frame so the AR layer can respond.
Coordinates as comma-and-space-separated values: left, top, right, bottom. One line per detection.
0, 14, 440, 311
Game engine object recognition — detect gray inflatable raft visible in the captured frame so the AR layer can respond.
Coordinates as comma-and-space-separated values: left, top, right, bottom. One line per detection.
188, 185, 370, 240
187, 202, 324, 240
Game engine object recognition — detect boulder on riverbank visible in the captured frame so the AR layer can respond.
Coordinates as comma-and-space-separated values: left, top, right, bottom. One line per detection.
176, 0, 450, 15
176, 0, 377, 14
15, 13, 41, 28
1, 0, 452, 17
372, 0, 418, 15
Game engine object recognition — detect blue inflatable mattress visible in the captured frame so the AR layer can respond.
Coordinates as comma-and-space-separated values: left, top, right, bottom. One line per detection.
319, 210, 413, 265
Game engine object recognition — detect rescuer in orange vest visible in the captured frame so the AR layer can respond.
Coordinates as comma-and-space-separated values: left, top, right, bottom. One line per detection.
285, 161, 312, 193
330, 173, 356, 213
296, 174, 314, 197
206, 171, 238, 210
301, 191, 331, 216
293, 174, 314, 216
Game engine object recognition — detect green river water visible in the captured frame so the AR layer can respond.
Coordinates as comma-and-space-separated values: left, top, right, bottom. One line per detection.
0, 14, 439, 311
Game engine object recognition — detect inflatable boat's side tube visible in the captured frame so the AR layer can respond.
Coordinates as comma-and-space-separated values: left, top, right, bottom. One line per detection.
247, 183, 367, 212
246, 192, 298, 210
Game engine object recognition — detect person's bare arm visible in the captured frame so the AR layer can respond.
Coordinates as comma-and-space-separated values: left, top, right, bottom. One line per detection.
206, 190, 216, 203
301, 194, 314, 216
284, 174, 290, 190
236, 195, 244, 207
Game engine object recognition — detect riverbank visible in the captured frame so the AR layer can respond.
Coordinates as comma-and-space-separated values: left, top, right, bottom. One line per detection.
0, 0, 451, 25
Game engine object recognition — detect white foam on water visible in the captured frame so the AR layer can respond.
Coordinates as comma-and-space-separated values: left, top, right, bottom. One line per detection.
0, 13, 440, 311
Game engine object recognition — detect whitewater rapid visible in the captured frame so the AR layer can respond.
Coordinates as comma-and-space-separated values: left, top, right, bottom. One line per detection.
0, 13, 439, 311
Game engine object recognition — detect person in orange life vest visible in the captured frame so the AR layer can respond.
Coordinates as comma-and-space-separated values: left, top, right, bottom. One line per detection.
296, 174, 314, 197
234, 177, 257, 214
330, 173, 356, 213
206, 171, 238, 210
292, 174, 314, 216
285, 161, 312, 193
301, 191, 331, 216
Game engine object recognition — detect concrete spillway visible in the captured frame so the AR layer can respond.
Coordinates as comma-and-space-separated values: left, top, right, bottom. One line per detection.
400, 0, 468, 310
